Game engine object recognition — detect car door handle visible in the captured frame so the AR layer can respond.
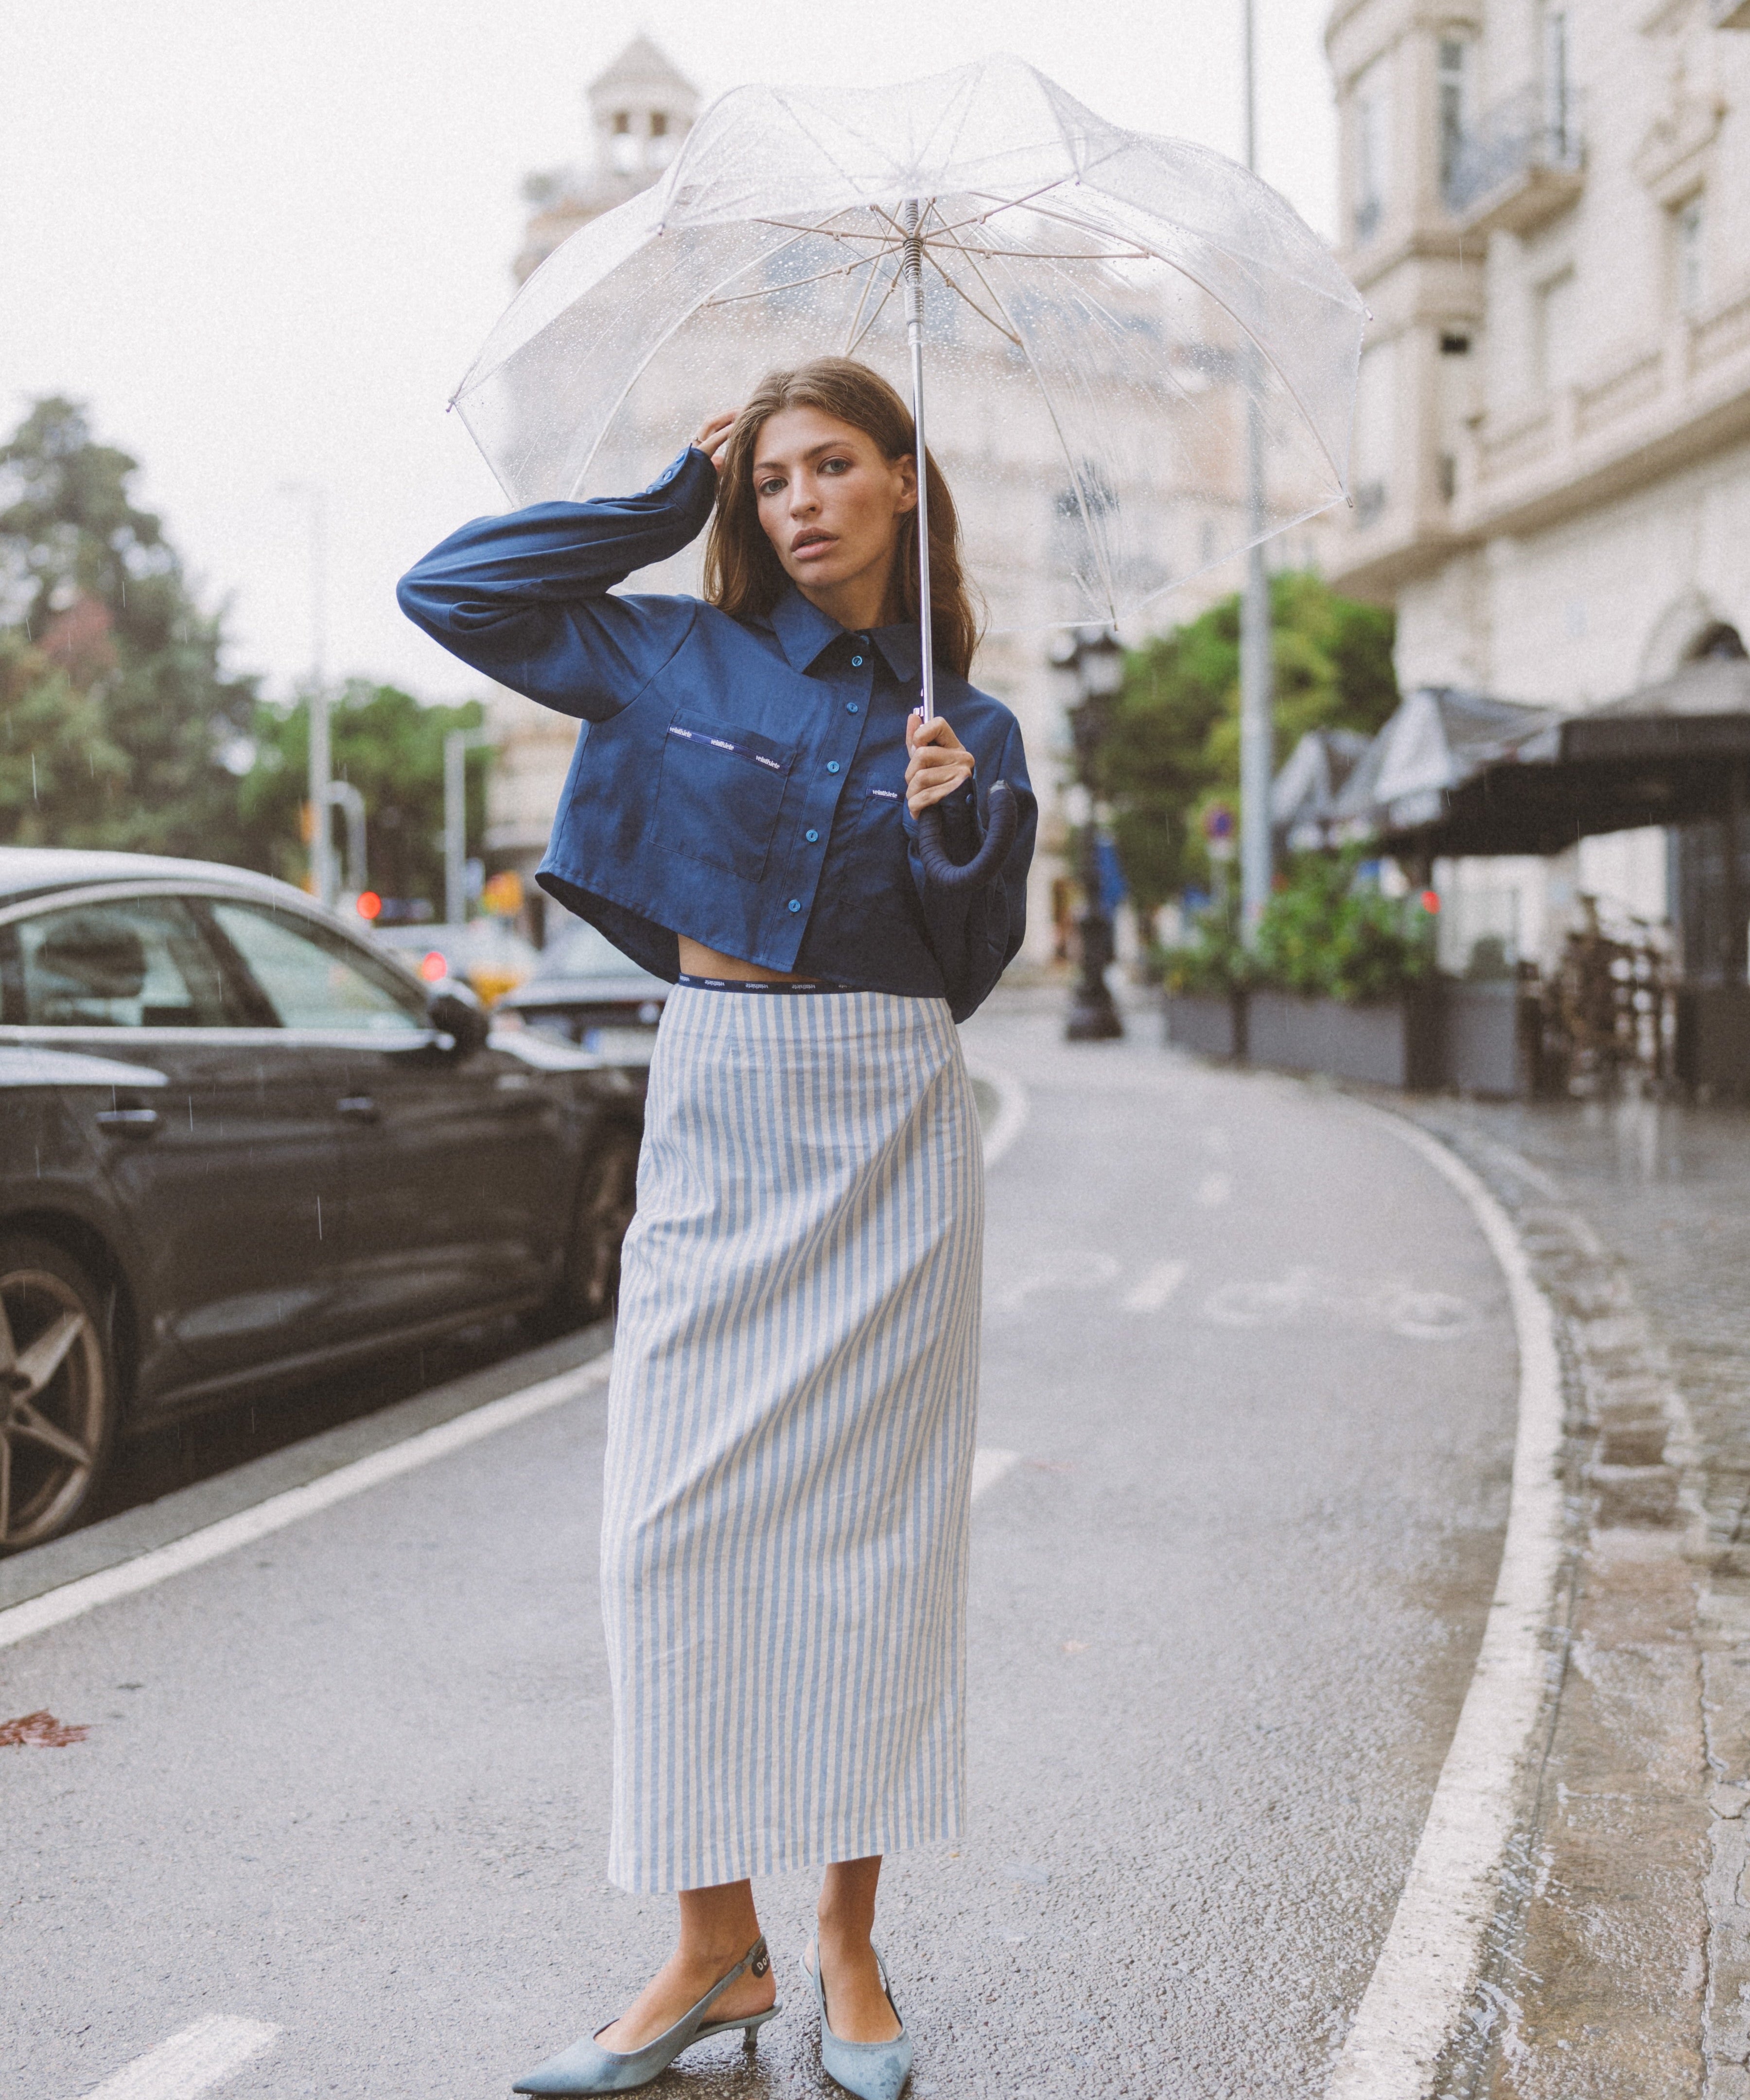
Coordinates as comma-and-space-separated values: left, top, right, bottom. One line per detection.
95, 1106, 160, 1138
336, 1095, 380, 1123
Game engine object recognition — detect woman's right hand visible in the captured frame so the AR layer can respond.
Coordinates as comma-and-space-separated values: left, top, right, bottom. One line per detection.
692, 411, 738, 475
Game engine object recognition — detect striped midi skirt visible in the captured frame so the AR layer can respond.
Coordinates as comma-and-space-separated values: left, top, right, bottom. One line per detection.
600, 984, 984, 1892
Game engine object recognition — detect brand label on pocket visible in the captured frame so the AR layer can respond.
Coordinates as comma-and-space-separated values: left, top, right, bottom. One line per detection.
667, 723, 783, 771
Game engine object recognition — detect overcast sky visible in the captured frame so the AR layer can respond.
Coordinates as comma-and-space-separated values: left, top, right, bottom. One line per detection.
1, 1, 1339, 705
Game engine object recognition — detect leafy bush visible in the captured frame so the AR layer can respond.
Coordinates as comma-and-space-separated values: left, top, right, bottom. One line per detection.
1252, 854, 1433, 1004
1158, 906, 1255, 997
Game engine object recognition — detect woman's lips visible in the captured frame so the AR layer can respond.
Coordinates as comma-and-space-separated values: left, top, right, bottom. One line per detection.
791, 533, 836, 561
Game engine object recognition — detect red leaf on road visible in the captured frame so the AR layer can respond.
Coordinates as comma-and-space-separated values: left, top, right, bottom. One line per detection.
0, 1710, 89, 1747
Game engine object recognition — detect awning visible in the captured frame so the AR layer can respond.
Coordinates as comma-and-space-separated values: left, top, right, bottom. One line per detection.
1357, 663, 1750, 858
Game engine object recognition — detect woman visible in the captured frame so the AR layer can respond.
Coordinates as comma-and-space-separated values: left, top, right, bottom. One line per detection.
399, 357, 1034, 2099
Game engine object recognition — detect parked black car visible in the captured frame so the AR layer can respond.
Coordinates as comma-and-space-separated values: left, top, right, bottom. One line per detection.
0, 850, 646, 1552
494, 915, 670, 1058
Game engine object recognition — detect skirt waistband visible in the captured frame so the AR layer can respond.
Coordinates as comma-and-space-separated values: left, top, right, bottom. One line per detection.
676, 974, 860, 995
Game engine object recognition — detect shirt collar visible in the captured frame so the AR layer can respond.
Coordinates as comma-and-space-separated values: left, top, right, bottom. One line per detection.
765, 586, 922, 686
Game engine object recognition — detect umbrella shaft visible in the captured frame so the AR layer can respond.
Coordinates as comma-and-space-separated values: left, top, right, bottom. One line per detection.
903, 200, 936, 724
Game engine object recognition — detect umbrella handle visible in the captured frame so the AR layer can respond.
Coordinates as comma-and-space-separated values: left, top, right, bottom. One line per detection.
916, 780, 1018, 892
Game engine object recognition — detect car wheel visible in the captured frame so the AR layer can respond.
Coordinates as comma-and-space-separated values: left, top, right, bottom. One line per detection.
553, 1124, 642, 1328
0, 1236, 118, 1554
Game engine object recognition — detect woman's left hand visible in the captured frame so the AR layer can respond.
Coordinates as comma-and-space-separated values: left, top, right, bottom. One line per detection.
905, 711, 975, 817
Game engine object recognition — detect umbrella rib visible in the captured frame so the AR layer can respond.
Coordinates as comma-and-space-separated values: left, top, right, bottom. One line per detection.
843, 257, 907, 358
751, 217, 900, 245
702, 252, 886, 309
917, 235, 1024, 347
839, 243, 888, 354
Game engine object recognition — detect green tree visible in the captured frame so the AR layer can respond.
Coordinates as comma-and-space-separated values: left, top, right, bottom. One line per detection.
241, 682, 490, 910
1095, 571, 1399, 921
0, 397, 258, 856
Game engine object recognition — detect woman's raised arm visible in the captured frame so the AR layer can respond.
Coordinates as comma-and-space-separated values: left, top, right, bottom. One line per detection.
396, 444, 718, 723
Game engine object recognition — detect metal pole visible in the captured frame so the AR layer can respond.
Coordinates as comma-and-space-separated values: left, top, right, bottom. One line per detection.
1239, 0, 1276, 935
444, 729, 468, 928
902, 198, 936, 723
285, 482, 334, 910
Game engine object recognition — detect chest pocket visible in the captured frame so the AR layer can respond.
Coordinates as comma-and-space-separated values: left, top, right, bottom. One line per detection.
649, 708, 794, 881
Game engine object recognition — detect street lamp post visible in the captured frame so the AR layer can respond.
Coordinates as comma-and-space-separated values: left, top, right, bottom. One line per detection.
1053, 625, 1126, 1043
1238, 0, 1277, 936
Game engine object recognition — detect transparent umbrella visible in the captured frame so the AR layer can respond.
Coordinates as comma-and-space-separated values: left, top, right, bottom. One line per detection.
452, 53, 1366, 885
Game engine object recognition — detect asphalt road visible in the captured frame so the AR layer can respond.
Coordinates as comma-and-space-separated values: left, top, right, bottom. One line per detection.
5, 992, 1519, 2100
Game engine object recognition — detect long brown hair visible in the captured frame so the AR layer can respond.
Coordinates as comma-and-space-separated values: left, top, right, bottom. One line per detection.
702, 356, 982, 679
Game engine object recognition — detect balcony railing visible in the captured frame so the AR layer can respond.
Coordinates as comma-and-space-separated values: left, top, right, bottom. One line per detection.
1442, 83, 1584, 225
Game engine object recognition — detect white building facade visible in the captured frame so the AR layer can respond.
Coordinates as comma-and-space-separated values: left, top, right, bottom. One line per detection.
1325, 0, 1750, 976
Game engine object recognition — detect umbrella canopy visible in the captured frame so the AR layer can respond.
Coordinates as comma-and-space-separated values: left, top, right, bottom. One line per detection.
1369, 662, 1750, 858
453, 53, 1367, 632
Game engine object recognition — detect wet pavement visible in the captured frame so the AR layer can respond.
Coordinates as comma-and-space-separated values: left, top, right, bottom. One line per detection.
4, 990, 1521, 2098
1374, 1087, 1750, 2097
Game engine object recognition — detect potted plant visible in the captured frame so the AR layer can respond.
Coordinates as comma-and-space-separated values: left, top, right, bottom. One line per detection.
1246, 855, 1439, 1087
1159, 907, 1253, 1060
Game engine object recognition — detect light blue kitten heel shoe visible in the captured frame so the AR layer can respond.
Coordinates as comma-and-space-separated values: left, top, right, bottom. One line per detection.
800, 1939, 913, 2100
512, 1934, 778, 2095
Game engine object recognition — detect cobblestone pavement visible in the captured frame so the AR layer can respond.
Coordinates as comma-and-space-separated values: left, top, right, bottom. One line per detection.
1374, 1088, 1750, 2099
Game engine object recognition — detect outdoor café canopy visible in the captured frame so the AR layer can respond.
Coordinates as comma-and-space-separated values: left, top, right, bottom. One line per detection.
1338, 661, 1750, 859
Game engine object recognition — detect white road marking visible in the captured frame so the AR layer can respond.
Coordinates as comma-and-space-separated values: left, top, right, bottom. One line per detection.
0, 1356, 614, 1654
1326, 1106, 1567, 2100
1201, 1268, 1477, 1340
1121, 1260, 1188, 1312
966, 1057, 1029, 1169
970, 1446, 1020, 1500
78, 2015, 280, 2100
1195, 1171, 1231, 1206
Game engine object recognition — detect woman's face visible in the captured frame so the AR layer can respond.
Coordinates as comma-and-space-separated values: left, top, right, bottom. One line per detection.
752, 406, 916, 609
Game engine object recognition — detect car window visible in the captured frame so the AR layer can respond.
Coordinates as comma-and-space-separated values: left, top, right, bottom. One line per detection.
4, 896, 242, 1028
209, 901, 428, 1033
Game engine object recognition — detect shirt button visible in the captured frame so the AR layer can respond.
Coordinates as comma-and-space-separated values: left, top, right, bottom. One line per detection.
826, 760, 840, 774
805, 829, 820, 843
851, 655, 864, 667
788, 898, 802, 913
846, 701, 859, 714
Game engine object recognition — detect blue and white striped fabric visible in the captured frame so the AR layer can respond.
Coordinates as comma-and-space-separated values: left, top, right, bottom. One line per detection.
601, 983, 984, 1892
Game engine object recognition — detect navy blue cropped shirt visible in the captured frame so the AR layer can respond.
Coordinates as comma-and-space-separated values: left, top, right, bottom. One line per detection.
397, 446, 1035, 1023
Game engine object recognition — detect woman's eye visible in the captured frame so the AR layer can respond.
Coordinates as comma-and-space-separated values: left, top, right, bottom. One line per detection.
821, 456, 850, 475
757, 478, 784, 497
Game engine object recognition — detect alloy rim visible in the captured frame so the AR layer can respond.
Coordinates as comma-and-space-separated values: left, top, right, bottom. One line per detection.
0, 1268, 105, 1550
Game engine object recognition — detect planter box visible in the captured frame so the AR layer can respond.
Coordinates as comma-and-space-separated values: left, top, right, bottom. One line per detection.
1436, 980, 1528, 1098
1163, 990, 1245, 1061
1247, 987, 1441, 1090
1676, 984, 1750, 1098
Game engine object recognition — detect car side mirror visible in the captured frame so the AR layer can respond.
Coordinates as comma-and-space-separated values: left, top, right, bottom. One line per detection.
427, 978, 490, 1057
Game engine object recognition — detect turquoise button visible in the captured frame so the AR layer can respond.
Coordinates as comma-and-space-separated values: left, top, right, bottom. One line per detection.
851, 655, 864, 667
846, 701, 859, 714
826, 760, 840, 774
805, 828, 819, 843
788, 898, 801, 912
